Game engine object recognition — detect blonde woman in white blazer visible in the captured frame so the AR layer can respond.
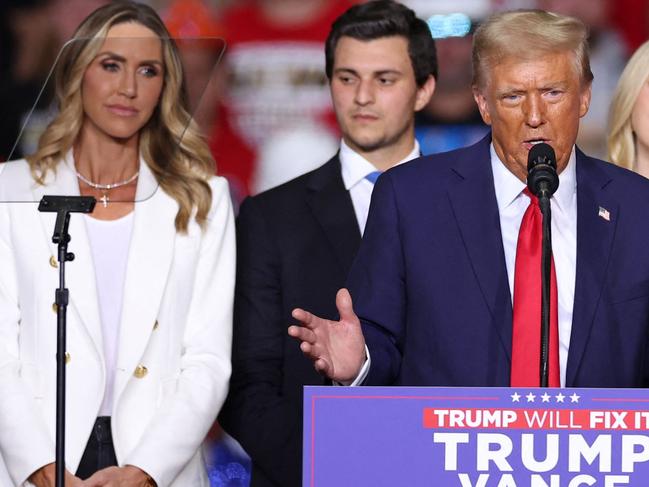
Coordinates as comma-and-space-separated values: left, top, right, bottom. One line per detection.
0, 3, 234, 486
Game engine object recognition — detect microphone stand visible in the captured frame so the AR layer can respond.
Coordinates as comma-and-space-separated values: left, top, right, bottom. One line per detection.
37, 195, 96, 487
538, 191, 552, 388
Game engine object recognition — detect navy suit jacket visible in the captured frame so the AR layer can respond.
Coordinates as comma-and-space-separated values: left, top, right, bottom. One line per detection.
348, 134, 649, 388
219, 156, 361, 487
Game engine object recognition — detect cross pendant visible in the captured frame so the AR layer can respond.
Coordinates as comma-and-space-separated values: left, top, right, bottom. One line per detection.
100, 193, 109, 208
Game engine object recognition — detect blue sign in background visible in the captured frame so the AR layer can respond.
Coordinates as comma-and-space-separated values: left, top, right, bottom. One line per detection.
304, 387, 649, 487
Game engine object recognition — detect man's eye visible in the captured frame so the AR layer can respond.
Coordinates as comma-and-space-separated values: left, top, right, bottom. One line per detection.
378, 78, 395, 85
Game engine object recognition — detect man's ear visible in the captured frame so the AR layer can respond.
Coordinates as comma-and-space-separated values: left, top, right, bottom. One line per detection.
473, 85, 492, 126
579, 81, 592, 118
414, 75, 436, 112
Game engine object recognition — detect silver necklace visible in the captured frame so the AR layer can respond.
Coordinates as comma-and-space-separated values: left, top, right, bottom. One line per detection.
75, 170, 139, 208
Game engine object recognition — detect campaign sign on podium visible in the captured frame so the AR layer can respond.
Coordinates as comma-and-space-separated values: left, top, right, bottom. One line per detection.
303, 386, 649, 487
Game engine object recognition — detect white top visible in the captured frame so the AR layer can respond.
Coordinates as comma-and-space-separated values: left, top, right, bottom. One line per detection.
84, 212, 135, 416
339, 139, 421, 235
490, 143, 577, 387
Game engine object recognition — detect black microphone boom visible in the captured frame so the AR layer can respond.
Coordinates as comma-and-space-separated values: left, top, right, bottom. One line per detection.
527, 142, 559, 198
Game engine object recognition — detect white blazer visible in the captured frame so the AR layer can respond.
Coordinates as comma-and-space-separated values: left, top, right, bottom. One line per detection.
0, 155, 235, 486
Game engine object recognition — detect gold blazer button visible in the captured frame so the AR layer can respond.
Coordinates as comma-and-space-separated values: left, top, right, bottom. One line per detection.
65, 352, 71, 364
153, 321, 159, 331
49, 256, 58, 268
134, 365, 148, 379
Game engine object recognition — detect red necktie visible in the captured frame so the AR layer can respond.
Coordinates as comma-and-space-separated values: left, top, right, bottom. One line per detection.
511, 188, 560, 387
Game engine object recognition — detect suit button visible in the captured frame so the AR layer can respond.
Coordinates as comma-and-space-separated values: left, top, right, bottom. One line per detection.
134, 365, 148, 379
153, 320, 159, 331
49, 256, 58, 268
56, 352, 71, 364
52, 303, 57, 313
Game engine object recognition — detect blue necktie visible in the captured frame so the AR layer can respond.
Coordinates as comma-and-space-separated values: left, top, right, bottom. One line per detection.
365, 171, 382, 184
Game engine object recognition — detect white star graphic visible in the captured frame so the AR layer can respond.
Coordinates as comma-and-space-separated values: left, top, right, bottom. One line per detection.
541, 393, 551, 403
511, 392, 521, 402
570, 393, 580, 403
555, 393, 565, 403
526, 392, 536, 402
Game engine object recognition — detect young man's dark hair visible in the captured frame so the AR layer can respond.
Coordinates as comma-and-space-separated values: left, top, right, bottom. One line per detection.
325, 0, 438, 87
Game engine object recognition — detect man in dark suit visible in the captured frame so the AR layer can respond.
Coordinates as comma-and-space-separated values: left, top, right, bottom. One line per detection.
290, 10, 649, 390
218, 2, 436, 486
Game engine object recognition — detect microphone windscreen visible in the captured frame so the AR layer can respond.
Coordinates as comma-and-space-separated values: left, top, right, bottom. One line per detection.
527, 143, 556, 172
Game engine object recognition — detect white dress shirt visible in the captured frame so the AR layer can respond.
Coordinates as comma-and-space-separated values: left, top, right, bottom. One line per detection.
340, 139, 421, 234
490, 143, 577, 387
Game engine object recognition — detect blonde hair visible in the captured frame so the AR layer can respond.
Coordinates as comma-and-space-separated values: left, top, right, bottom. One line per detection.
26, 1, 215, 232
472, 9, 593, 89
607, 40, 649, 170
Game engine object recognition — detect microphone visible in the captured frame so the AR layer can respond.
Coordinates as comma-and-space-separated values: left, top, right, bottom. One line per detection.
525, 142, 558, 387
527, 143, 559, 199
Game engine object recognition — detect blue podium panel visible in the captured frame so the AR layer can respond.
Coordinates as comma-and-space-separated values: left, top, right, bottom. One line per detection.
304, 386, 649, 487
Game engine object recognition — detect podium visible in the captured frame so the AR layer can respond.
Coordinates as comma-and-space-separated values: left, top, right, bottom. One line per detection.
304, 386, 649, 486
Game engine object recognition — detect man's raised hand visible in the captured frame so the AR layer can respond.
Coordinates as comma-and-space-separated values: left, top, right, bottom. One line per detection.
288, 288, 366, 384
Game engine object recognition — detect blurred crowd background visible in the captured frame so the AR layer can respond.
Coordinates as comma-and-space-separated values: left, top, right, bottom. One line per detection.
1, 0, 647, 485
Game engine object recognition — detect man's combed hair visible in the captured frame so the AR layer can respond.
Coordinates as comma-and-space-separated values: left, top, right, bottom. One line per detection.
26, 1, 215, 233
472, 9, 593, 88
325, 0, 437, 87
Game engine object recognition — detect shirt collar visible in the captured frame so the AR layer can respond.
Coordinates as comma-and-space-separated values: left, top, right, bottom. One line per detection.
490, 143, 577, 212
340, 139, 420, 191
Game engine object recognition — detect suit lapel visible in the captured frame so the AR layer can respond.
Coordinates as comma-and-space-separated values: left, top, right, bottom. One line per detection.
32, 153, 104, 357
113, 160, 176, 401
446, 136, 514, 360
306, 156, 361, 273
566, 150, 617, 386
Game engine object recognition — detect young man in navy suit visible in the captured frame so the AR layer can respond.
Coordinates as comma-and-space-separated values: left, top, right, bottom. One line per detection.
218, 2, 436, 486
291, 10, 649, 390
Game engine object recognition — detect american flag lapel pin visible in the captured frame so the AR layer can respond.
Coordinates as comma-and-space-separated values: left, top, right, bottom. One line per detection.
598, 206, 610, 221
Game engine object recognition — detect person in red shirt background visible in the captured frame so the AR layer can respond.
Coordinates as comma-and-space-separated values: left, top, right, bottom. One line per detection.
214, 0, 357, 202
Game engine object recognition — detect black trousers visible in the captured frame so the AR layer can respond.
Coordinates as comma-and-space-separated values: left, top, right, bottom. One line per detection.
75, 417, 118, 480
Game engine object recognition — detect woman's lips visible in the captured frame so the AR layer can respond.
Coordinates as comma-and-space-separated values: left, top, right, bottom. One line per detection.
106, 105, 139, 117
